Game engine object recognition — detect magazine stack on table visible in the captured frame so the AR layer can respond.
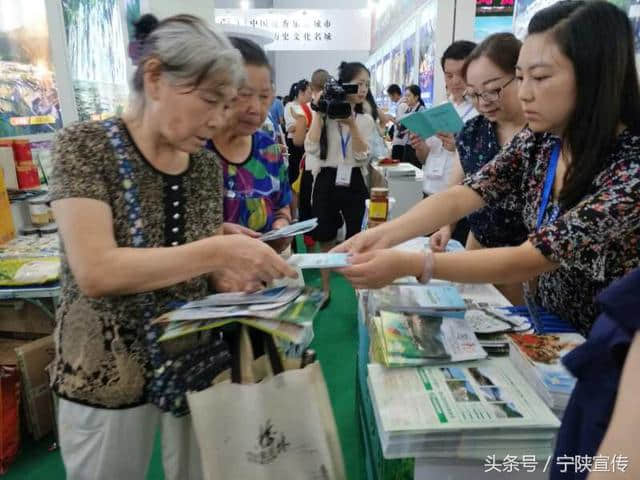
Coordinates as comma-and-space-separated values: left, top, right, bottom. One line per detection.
367, 356, 561, 459
370, 311, 487, 368
370, 283, 467, 315
154, 286, 324, 347
368, 283, 490, 367
508, 333, 585, 415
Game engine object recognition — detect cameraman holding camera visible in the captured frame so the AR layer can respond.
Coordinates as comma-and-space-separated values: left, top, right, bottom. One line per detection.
305, 62, 376, 305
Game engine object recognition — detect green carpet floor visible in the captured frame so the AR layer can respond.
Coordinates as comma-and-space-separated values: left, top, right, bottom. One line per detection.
5, 268, 365, 480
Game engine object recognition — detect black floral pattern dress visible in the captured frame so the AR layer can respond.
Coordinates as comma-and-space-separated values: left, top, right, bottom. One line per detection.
456, 116, 530, 247
464, 127, 640, 335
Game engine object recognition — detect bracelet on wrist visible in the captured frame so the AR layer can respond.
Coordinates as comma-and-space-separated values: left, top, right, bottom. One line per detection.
417, 249, 435, 284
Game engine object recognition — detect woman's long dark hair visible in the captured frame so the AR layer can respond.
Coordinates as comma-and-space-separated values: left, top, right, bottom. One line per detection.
320, 62, 376, 160
528, 1, 640, 208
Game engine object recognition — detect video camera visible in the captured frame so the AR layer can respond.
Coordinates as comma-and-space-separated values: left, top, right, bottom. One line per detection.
310, 76, 359, 119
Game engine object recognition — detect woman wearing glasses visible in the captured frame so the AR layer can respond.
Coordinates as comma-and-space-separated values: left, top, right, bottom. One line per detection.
431, 33, 529, 303
336, 1, 640, 339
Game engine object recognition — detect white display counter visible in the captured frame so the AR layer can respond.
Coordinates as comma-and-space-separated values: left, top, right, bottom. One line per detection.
370, 162, 424, 219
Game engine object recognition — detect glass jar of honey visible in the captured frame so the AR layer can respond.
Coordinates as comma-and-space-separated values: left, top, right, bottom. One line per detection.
368, 187, 389, 226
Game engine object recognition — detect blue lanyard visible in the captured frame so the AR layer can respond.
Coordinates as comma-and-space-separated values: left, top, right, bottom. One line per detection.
338, 123, 351, 160
536, 141, 562, 230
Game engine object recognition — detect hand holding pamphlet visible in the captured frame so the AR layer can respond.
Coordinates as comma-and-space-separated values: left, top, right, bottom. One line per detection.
398, 102, 464, 140
259, 218, 318, 242
288, 253, 351, 269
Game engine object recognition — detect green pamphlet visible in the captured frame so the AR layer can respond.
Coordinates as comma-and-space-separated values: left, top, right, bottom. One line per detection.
398, 102, 464, 139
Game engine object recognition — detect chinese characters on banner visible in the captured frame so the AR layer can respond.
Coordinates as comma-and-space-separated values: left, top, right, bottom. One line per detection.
214, 9, 371, 51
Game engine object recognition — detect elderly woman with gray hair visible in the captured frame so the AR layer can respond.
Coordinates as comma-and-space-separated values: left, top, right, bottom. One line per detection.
49, 14, 296, 480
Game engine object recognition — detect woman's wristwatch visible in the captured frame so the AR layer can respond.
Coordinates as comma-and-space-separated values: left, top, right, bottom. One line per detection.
417, 249, 435, 284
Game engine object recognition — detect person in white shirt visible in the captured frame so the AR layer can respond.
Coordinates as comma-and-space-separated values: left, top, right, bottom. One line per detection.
417, 40, 478, 198
379, 84, 403, 130
305, 62, 377, 304
392, 84, 425, 167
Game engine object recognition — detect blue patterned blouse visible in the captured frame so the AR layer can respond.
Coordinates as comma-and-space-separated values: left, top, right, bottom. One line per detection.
456, 115, 529, 248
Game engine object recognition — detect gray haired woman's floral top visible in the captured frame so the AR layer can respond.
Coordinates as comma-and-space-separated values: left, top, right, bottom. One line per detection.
464, 127, 640, 335
49, 119, 223, 408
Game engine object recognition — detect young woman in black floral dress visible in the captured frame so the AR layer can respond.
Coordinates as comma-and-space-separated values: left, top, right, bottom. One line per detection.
337, 0, 640, 337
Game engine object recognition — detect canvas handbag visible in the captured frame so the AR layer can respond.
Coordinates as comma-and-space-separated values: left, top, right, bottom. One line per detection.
187, 325, 346, 480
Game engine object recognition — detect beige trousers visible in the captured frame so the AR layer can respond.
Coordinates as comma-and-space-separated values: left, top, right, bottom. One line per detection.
58, 397, 203, 480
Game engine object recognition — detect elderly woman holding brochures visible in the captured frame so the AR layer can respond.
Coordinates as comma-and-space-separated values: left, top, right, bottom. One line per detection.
208, 38, 293, 254
49, 15, 296, 480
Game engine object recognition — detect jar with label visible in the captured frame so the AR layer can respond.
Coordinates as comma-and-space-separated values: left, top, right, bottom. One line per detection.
28, 195, 50, 226
368, 187, 389, 228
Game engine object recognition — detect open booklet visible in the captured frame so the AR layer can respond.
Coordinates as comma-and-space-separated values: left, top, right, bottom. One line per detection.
259, 218, 318, 242
398, 102, 464, 139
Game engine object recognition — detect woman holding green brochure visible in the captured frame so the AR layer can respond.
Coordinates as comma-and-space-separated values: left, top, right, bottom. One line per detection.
410, 32, 529, 304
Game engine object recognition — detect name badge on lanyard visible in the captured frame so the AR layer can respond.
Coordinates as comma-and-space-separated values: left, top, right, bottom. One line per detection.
336, 123, 352, 187
523, 141, 562, 322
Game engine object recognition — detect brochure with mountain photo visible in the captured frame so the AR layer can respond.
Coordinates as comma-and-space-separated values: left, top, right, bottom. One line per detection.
380, 311, 486, 362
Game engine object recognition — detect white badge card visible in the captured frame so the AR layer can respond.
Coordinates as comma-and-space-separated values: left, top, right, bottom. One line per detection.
426, 151, 448, 178
335, 164, 353, 187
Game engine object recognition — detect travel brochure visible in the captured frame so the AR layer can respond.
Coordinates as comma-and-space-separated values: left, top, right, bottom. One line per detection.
372, 284, 466, 314
156, 287, 324, 344
398, 102, 464, 140
288, 253, 351, 269
179, 286, 301, 309
367, 357, 560, 459
259, 218, 318, 242
373, 311, 487, 366
508, 333, 585, 413
464, 300, 530, 334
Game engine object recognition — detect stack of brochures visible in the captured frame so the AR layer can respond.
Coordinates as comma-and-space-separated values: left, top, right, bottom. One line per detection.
154, 286, 324, 346
371, 284, 467, 315
370, 311, 487, 367
508, 333, 585, 415
367, 356, 561, 459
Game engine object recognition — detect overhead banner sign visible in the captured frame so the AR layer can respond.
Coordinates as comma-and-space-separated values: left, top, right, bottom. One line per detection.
476, 0, 515, 16
214, 9, 371, 51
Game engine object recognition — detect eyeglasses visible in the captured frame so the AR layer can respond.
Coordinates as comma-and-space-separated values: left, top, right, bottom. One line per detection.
464, 76, 515, 104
